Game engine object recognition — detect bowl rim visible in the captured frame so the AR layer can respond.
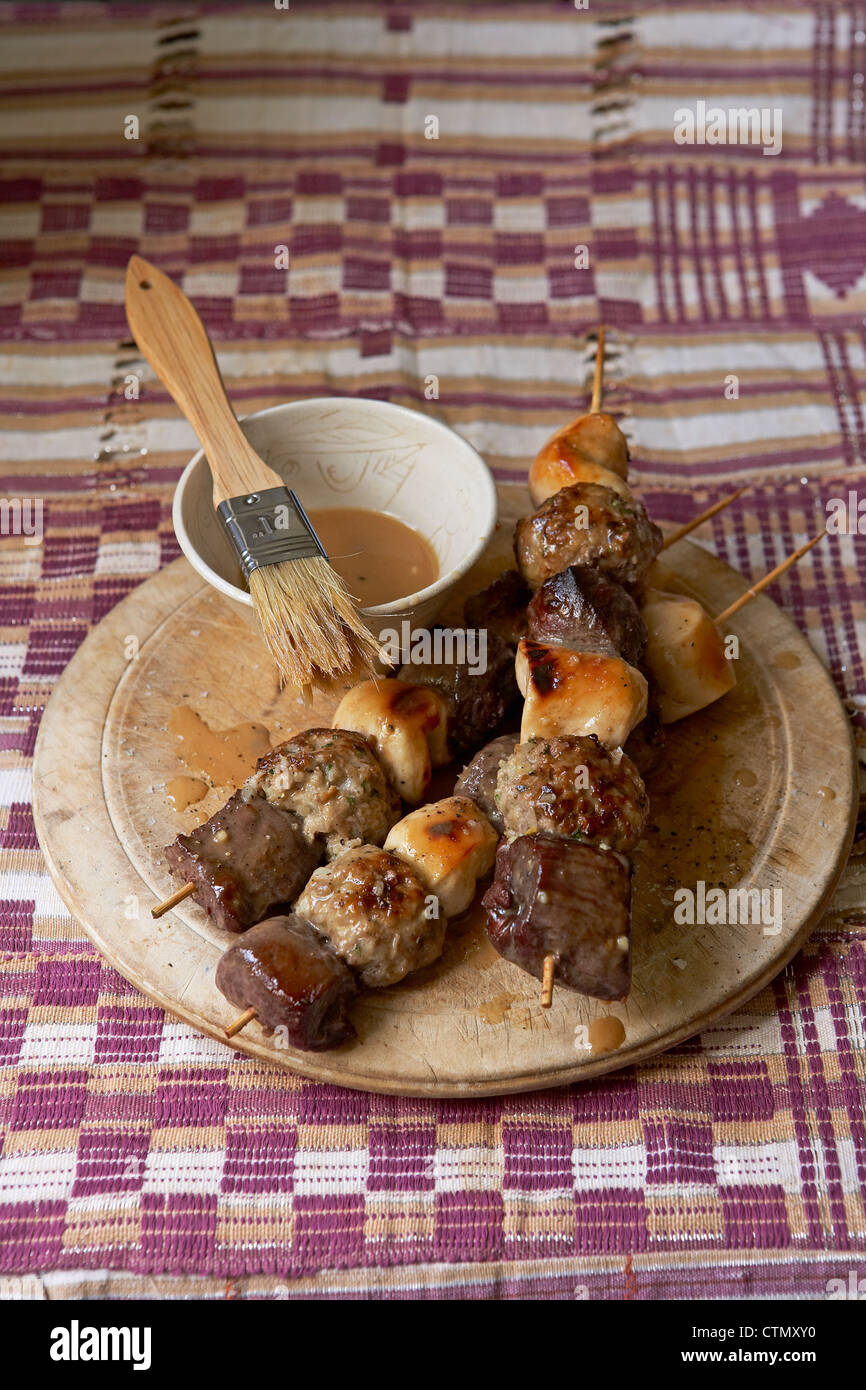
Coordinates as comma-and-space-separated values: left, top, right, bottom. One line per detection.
172, 395, 498, 618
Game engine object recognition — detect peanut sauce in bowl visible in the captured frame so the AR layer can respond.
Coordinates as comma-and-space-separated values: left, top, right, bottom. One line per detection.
172, 396, 497, 638
307, 507, 439, 608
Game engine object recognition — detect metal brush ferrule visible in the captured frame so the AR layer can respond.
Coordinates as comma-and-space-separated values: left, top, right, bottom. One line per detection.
217, 486, 327, 580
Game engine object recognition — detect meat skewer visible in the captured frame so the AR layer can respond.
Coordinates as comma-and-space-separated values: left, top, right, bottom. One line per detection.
491, 332, 828, 1007
221, 795, 497, 1043
499, 523, 831, 1006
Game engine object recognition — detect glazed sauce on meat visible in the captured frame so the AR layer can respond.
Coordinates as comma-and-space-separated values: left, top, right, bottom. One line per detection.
307, 507, 438, 607
169, 706, 271, 786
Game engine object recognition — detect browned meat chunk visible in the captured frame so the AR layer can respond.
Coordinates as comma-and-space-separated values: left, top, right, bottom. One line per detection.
526, 565, 647, 665
245, 727, 401, 858
398, 631, 519, 757
514, 482, 662, 591
482, 834, 632, 1000
495, 735, 647, 853
454, 733, 519, 832
463, 570, 530, 648
296, 844, 445, 987
215, 914, 358, 1050
164, 792, 322, 934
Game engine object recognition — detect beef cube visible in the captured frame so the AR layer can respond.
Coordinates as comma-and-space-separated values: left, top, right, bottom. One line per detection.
164, 791, 322, 934
454, 733, 519, 832
216, 914, 357, 1050
482, 833, 632, 1000
463, 570, 530, 648
398, 630, 519, 757
526, 564, 647, 664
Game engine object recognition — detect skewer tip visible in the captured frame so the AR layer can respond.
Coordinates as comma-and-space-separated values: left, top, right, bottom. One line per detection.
225, 1006, 257, 1038
714, 528, 828, 625
541, 954, 555, 1009
590, 327, 606, 415
152, 881, 196, 918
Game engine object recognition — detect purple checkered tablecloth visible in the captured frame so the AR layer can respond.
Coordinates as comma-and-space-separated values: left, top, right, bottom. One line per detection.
0, 0, 864, 1299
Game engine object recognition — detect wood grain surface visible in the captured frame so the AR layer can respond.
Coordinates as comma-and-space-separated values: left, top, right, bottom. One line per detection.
32, 485, 858, 1096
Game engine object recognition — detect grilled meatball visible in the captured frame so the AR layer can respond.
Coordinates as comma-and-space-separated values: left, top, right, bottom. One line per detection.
526, 565, 647, 665
398, 631, 519, 757
216, 914, 358, 1051
495, 735, 647, 853
463, 570, 530, 648
483, 833, 632, 1000
244, 728, 401, 858
295, 844, 445, 987
515, 482, 662, 591
454, 733, 519, 832
164, 791, 321, 934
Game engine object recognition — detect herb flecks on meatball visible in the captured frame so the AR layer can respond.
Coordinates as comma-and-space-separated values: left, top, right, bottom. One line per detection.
495, 734, 648, 853
244, 727, 401, 859
295, 844, 445, 988
515, 482, 662, 591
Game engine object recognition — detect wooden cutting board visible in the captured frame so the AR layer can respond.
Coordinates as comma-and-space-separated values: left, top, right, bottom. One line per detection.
33, 485, 857, 1096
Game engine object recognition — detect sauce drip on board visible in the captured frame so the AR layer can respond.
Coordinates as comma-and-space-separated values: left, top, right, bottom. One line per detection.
166, 775, 208, 811
168, 706, 271, 787
307, 507, 439, 607
588, 1016, 626, 1054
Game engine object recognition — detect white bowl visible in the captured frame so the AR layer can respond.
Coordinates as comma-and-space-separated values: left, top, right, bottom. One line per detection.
173, 397, 497, 637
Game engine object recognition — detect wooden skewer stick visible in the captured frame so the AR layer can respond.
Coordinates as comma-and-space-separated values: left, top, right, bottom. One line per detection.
590, 326, 605, 414
661, 487, 747, 551
151, 882, 195, 918
225, 1007, 257, 1038
541, 954, 555, 1009
715, 529, 827, 625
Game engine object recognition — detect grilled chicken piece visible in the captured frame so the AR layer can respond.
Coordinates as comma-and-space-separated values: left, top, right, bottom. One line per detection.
164, 791, 321, 934
526, 564, 647, 665
295, 844, 445, 987
332, 680, 450, 804
640, 589, 736, 722
463, 570, 531, 649
384, 796, 498, 918
495, 735, 647, 853
245, 727, 401, 859
215, 914, 358, 1051
515, 482, 662, 591
454, 733, 519, 833
528, 411, 631, 506
483, 833, 632, 1000
516, 639, 648, 748
398, 631, 519, 758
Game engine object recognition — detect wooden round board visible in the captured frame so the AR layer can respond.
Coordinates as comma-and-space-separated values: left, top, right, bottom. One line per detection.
33, 484, 857, 1096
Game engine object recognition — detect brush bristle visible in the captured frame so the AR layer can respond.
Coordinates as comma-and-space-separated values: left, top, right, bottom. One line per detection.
248, 557, 381, 689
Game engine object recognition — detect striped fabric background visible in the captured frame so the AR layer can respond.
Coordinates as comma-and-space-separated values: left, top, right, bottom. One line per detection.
0, 0, 865, 1298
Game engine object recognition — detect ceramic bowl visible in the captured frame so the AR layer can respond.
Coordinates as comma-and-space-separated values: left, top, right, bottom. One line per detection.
173, 396, 497, 638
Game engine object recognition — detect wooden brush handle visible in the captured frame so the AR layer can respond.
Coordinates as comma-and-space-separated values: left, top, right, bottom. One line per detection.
124, 255, 284, 506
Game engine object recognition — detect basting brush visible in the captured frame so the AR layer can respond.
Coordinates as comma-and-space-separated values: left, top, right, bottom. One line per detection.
124, 254, 380, 690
